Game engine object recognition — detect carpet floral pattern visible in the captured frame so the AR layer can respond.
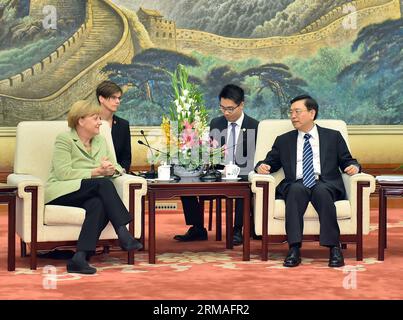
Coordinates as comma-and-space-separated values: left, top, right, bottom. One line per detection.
0, 210, 402, 300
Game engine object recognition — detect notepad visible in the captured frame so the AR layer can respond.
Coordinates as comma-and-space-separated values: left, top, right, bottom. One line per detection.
375, 175, 403, 182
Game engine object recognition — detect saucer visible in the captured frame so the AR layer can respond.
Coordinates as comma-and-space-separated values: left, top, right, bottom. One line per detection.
221, 177, 241, 181
148, 178, 175, 182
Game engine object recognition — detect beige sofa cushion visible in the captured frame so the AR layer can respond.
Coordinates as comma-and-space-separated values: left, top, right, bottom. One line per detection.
273, 200, 351, 220
44, 205, 86, 226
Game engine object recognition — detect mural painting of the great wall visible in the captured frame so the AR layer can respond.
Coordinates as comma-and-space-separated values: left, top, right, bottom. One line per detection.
0, 0, 402, 126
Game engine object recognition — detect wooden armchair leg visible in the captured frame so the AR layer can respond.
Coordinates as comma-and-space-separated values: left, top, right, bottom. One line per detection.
30, 245, 37, 270
140, 196, 145, 250
208, 199, 213, 231
216, 198, 222, 241
199, 200, 205, 228
356, 238, 363, 261
128, 251, 134, 265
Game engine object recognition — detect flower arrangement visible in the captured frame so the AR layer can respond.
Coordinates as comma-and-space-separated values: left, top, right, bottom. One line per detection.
158, 64, 222, 175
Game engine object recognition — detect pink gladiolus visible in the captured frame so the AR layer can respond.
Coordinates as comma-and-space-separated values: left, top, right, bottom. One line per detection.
181, 120, 198, 148
183, 120, 194, 130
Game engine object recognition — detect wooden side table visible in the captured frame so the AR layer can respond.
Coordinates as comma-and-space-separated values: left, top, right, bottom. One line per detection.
0, 183, 17, 271
377, 178, 403, 260
146, 178, 251, 264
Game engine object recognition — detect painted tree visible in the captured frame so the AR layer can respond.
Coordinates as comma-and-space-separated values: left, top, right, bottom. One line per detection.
202, 65, 241, 111
103, 48, 200, 103
338, 18, 403, 124
102, 48, 202, 124
240, 63, 308, 118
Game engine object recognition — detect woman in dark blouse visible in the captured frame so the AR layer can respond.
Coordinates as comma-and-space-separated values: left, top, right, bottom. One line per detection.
96, 80, 132, 173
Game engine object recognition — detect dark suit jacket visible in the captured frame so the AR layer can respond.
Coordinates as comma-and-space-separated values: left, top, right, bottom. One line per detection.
210, 113, 259, 175
111, 115, 131, 173
255, 125, 360, 200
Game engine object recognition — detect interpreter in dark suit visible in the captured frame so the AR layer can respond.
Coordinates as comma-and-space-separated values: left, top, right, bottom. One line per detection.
46, 101, 142, 275
97, 80, 132, 173
255, 95, 360, 268
174, 84, 259, 245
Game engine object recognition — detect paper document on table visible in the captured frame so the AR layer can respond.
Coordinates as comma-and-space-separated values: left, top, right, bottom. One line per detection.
376, 175, 403, 182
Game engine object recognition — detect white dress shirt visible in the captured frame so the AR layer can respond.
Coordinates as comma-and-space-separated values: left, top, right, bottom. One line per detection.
296, 125, 321, 180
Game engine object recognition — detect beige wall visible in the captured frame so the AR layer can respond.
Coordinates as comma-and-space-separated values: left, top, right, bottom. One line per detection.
349, 129, 403, 164
0, 126, 402, 174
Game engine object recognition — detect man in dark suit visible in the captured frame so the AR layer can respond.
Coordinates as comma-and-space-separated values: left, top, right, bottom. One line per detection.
174, 84, 259, 245
97, 81, 132, 173
255, 95, 360, 268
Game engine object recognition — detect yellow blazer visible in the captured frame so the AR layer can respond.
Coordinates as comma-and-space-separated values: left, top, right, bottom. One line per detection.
45, 129, 123, 204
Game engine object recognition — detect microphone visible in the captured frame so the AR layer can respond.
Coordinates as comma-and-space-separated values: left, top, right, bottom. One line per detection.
137, 140, 181, 181
200, 139, 246, 182
140, 130, 152, 150
138, 131, 156, 179
137, 140, 167, 155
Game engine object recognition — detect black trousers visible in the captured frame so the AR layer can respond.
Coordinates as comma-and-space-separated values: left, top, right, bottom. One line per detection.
181, 196, 244, 229
282, 180, 340, 247
47, 178, 132, 252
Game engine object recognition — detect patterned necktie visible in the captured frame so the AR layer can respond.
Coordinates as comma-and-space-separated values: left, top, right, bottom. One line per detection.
302, 133, 316, 188
226, 122, 237, 164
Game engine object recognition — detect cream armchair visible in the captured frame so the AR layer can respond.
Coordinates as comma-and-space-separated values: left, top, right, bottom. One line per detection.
249, 120, 375, 261
7, 121, 147, 269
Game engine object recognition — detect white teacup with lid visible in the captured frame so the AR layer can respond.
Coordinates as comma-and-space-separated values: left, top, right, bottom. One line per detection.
224, 161, 240, 179
158, 162, 171, 180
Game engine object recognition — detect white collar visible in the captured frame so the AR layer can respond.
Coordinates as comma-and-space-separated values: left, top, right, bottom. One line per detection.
298, 124, 318, 140
227, 112, 244, 128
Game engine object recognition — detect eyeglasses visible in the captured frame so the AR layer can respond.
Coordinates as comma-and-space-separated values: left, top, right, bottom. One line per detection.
287, 108, 309, 117
219, 103, 240, 114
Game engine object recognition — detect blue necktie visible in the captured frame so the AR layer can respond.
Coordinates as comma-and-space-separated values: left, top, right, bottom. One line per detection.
302, 133, 316, 188
227, 123, 237, 164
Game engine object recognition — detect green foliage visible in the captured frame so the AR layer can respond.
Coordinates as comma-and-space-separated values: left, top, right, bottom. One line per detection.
116, 99, 165, 126
157, 64, 211, 169
337, 18, 403, 124
108, 16, 401, 126
104, 48, 201, 124
283, 45, 360, 122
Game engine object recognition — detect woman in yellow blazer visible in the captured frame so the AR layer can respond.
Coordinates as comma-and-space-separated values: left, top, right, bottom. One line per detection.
46, 100, 142, 274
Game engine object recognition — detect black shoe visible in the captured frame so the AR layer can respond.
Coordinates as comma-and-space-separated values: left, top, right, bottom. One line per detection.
66, 258, 97, 274
328, 246, 345, 268
173, 226, 208, 242
283, 247, 301, 267
119, 237, 143, 252
252, 233, 262, 240
117, 226, 143, 251
233, 228, 243, 246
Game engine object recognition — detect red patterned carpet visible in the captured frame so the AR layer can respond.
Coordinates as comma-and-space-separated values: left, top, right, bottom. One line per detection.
0, 208, 402, 300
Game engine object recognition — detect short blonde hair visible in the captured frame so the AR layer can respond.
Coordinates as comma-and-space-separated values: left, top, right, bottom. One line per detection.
67, 100, 101, 128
